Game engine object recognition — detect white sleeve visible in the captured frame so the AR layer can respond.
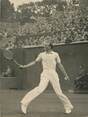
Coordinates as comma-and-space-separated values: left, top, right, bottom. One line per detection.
56, 53, 61, 63
35, 53, 42, 62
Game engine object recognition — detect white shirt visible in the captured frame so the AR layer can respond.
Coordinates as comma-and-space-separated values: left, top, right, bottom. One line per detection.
36, 51, 61, 71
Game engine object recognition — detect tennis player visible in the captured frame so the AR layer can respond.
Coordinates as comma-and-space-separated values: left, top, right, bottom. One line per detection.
19, 42, 73, 114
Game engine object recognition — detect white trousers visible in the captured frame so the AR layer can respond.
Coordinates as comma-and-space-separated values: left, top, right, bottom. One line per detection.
21, 70, 73, 109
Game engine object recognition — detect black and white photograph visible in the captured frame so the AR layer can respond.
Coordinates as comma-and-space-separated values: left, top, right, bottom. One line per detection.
0, 0, 88, 117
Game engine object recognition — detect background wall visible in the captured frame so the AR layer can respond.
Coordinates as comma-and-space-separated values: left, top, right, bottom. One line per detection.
80, 0, 88, 8
0, 42, 88, 90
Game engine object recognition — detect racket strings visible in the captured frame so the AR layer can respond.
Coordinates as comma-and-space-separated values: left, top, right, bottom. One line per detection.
3, 49, 21, 66
3, 50, 13, 60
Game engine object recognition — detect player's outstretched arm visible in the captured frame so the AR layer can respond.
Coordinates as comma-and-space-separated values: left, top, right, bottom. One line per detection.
19, 60, 37, 68
19, 53, 42, 69
57, 62, 70, 80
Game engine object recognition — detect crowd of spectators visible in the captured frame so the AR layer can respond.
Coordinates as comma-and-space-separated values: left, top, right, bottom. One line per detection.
0, 1, 88, 48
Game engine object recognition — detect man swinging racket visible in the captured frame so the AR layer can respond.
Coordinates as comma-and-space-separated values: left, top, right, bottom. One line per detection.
19, 41, 74, 114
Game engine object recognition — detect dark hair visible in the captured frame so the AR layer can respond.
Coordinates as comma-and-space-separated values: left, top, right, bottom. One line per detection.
49, 43, 53, 49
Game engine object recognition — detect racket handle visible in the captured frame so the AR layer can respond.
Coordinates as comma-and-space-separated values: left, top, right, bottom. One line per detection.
13, 60, 20, 66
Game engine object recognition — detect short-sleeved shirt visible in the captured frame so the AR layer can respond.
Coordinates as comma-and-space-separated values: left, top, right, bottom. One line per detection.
36, 51, 61, 71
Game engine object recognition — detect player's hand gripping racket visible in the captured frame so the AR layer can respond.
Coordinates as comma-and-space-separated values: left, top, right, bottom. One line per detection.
3, 49, 21, 66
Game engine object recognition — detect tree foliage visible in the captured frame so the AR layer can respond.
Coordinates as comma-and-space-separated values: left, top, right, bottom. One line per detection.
1, 0, 15, 20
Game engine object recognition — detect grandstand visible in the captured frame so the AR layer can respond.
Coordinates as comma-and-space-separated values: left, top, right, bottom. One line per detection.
0, 0, 88, 49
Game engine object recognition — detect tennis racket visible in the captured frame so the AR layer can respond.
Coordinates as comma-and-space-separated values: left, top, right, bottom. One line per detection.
3, 49, 21, 66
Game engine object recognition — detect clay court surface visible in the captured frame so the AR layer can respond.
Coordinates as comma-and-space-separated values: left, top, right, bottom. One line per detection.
0, 90, 88, 117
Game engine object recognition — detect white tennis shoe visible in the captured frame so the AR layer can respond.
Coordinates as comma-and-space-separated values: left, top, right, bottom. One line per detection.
65, 106, 74, 114
21, 103, 27, 114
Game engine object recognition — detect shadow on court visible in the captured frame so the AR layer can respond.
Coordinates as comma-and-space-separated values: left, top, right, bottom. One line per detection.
0, 90, 88, 117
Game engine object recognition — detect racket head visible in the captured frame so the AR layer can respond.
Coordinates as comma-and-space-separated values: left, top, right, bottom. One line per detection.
3, 49, 14, 60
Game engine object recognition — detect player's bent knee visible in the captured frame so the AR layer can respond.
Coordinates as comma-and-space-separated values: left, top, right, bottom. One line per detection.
55, 89, 64, 96
36, 86, 46, 93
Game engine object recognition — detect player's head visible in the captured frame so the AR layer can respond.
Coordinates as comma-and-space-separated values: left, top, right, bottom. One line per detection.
43, 39, 53, 51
